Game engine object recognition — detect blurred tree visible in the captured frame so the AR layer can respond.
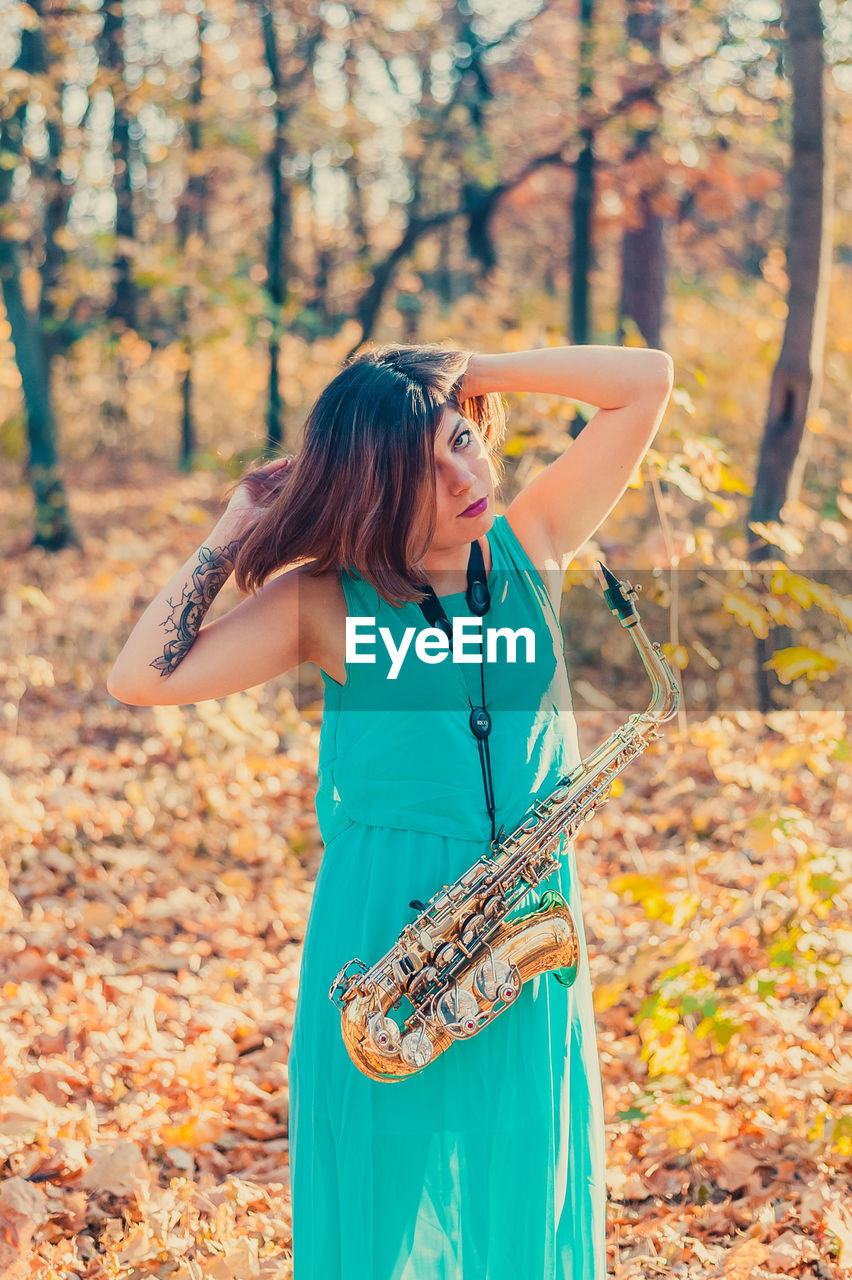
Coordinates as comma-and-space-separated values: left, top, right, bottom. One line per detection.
748, 0, 832, 541
617, 0, 666, 351
350, 1, 541, 351
0, 0, 77, 550
570, 0, 596, 348
1, 0, 847, 547
96, 0, 138, 332
175, 7, 208, 472
258, 1, 323, 449
340, 37, 371, 287
747, 0, 833, 712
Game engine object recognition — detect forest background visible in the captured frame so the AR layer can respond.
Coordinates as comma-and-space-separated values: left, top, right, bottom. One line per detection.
1, 0, 852, 1275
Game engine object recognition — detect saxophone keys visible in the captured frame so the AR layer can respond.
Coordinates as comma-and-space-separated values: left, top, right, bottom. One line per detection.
407, 967, 438, 1003
366, 1012, 401, 1056
400, 1026, 434, 1069
460, 912, 485, 946
497, 965, 521, 1004
473, 957, 520, 1004
435, 987, 481, 1038
391, 951, 422, 987
434, 944, 456, 969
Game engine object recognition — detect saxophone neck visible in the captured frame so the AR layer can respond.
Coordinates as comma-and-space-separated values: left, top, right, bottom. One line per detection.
633, 620, 681, 723
594, 560, 680, 725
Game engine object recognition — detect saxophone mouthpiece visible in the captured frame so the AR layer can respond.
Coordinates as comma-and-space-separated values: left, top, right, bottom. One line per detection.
595, 561, 639, 625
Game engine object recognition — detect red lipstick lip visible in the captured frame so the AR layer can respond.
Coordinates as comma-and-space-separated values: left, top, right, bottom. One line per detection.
459, 496, 487, 517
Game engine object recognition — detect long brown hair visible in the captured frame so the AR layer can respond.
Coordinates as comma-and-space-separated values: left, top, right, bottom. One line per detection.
232, 342, 507, 607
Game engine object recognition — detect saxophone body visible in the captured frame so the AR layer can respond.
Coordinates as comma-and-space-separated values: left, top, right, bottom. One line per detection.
329, 563, 680, 1082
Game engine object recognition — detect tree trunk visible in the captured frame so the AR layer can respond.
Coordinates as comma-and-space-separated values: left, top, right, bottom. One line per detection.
617, 0, 666, 351
341, 38, 370, 321
0, 0, 77, 550
176, 10, 209, 472
35, 67, 74, 363
619, 185, 665, 349
748, 0, 831, 536
748, 0, 832, 713
98, 0, 138, 330
570, 0, 596, 349
260, 1, 294, 449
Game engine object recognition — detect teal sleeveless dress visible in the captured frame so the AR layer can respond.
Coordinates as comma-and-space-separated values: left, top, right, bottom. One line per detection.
288, 513, 607, 1279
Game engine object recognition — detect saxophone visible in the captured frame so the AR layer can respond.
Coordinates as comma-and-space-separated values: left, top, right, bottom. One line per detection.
329, 562, 680, 1082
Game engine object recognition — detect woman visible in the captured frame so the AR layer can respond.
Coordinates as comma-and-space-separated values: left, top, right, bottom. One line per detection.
108, 339, 673, 1279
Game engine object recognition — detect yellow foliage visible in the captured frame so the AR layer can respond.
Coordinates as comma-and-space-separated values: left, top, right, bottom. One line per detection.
14, 584, 54, 614
179, 503, 214, 526
762, 593, 802, 627
162, 1112, 226, 1149
770, 570, 820, 608
217, 868, 254, 897
718, 464, 751, 494
722, 590, 770, 638
503, 432, 548, 456
593, 977, 629, 1014
85, 570, 118, 596
152, 704, 186, 741
125, 780, 147, 806
691, 640, 721, 670
764, 646, 837, 684
608, 872, 699, 927
749, 521, 804, 557
610, 871, 666, 902
669, 893, 701, 928
662, 642, 689, 670
643, 1024, 691, 1077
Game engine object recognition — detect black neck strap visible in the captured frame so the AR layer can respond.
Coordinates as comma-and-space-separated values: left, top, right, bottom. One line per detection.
415, 540, 496, 847
416, 537, 489, 629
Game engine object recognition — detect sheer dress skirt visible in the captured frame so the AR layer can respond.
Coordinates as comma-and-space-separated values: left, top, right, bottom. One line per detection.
288, 820, 607, 1280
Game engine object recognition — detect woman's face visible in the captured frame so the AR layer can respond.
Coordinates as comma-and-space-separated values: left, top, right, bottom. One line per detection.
425, 404, 495, 553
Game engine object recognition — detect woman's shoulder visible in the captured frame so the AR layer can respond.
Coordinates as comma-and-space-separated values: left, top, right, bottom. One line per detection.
296, 565, 348, 684
495, 507, 556, 568
493, 508, 564, 617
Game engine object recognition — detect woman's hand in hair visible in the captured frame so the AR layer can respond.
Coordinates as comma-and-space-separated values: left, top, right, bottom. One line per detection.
224, 455, 297, 519
453, 353, 489, 404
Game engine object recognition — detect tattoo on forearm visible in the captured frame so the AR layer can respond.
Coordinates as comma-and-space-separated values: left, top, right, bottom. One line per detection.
150, 540, 242, 677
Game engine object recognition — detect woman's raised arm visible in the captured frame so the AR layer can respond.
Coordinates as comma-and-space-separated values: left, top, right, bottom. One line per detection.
106, 459, 308, 707
457, 344, 673, 570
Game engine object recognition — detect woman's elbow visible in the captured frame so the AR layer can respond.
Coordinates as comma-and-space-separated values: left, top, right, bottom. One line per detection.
651, 350, 674, 388
106, 665, 156, 706
106, 678, 147, 706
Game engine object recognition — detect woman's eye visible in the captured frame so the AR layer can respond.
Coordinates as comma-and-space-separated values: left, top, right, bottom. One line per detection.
454, 429, 472, 449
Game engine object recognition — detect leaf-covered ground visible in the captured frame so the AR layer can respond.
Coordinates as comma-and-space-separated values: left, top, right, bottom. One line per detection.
2, 462, 851, 1279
